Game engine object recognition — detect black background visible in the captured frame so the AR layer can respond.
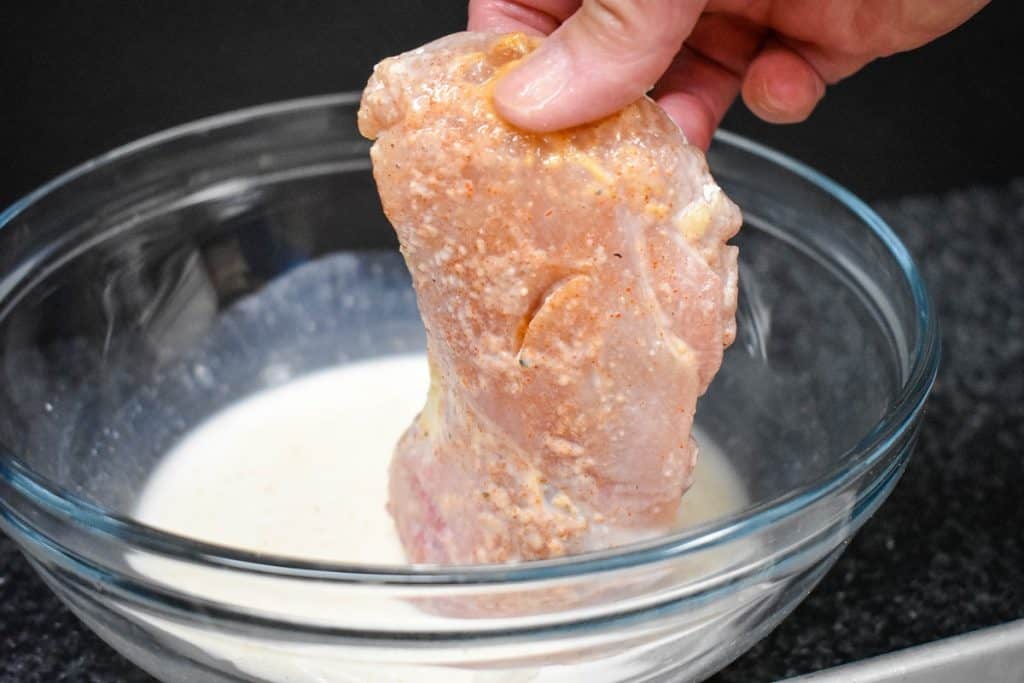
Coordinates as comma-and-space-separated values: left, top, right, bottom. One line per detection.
1, 2, 1023, 682
1, 1, 1021, 210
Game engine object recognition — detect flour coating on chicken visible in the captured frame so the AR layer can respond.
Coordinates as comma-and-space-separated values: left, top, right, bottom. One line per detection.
359, 32, 741, 565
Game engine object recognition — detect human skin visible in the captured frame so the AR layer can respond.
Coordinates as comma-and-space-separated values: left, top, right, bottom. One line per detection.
469, 0, 990, 148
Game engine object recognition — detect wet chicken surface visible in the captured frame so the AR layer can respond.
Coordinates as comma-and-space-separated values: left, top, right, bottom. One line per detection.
359, 32, 741, 565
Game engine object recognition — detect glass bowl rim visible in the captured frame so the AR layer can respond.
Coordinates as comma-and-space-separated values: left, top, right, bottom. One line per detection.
0, 92, 940, 586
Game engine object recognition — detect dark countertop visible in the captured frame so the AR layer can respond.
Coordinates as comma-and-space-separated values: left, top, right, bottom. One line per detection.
2, 180, 1023, 682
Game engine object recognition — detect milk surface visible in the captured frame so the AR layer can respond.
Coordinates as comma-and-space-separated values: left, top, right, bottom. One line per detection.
134, 354, 427, 565
136, 353, 744, 564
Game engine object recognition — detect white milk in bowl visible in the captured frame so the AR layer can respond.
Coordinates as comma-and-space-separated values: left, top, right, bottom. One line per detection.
128, 353, 748, 682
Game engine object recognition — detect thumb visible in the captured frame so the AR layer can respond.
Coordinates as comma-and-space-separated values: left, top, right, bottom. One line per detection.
494, 0, 705, 132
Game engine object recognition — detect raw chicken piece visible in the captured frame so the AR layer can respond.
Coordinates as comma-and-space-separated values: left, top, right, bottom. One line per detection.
359, 32, 741, 565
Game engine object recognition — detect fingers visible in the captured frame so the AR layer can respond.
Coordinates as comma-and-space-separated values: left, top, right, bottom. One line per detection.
871, 0, 990, 54
653, 13, 765, 148
653, 52, 736, 150
468, 0, 580, 35
741, 38, 825, 124
492, 0, 708, 132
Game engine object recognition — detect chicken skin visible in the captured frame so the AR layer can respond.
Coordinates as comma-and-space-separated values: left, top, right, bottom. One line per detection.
359, 32, 741, 565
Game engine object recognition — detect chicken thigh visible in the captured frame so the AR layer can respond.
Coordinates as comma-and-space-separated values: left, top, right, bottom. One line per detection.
359, 32, 741, 565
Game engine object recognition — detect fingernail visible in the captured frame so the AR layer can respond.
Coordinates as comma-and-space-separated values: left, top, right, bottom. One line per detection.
757, 74, 824, 122
495, 41, 573, 118
759, 78, 789, 117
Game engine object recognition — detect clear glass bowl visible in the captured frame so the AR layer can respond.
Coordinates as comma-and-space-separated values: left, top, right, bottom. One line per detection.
0, 94, 939, 682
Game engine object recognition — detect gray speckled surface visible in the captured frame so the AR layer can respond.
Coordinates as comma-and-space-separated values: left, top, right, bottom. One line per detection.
2, 180, 1023, 682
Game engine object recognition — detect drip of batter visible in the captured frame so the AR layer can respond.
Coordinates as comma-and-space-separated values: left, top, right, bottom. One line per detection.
359, 32, 741, 565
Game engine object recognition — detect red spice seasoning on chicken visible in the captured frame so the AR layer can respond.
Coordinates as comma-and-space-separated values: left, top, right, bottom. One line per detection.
359, 32, 741, 565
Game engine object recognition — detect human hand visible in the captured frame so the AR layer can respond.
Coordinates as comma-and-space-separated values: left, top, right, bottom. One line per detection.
469, 0, 988, 148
